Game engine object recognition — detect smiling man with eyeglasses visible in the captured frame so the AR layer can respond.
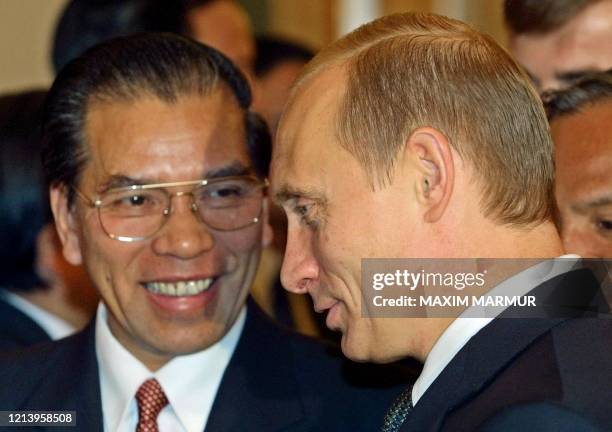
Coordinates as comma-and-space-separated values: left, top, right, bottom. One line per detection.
0, 33, 411, 432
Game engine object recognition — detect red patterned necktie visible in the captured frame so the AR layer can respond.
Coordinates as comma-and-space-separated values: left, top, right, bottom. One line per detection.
135, 378, 169, 432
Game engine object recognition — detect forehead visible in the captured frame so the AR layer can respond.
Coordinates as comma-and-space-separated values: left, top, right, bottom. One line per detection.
555, 2, 612, 68
188, 1, 254, 70
272, 66, 348, 193
83, 87, 248, 186
511, 2, 612, 88
552, 101, 612, 198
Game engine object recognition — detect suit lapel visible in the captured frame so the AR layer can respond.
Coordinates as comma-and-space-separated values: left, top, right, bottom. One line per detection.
205, 300, 305, 432
401, 268, 604, 431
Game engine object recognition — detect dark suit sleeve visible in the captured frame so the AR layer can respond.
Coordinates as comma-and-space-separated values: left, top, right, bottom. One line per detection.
477, 402, 604, 432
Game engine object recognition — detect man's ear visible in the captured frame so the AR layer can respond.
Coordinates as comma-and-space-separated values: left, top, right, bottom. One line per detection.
49, 185, 83, 266
405, 127, 455, 222
261, 197, 274, 248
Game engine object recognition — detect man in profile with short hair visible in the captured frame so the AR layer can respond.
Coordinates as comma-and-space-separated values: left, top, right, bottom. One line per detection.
505, 0, 612, 93
545, 70, 612, 258
271, 12, 612, 430
0, 33, 408, 431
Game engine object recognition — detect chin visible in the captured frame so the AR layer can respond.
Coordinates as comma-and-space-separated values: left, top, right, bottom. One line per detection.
340, 332, 404, 364
153, 326, 225, 355
339, 331, 372, 363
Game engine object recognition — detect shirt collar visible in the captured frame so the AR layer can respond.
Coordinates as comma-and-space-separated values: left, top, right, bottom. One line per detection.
0, 288, 75, 340
95, 303, 246, 432
412, 255, 581, 405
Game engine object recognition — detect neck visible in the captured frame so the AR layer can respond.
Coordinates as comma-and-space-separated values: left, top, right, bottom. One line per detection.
414, 220, 564, 361
412, 317, 455, 363
449, 216, 564, 258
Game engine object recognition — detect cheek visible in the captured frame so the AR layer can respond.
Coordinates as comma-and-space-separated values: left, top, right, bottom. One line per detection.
218, 226, 263, 256
315, 225, 363, 289
79, 223, 144, 285
560, 222, 601, 256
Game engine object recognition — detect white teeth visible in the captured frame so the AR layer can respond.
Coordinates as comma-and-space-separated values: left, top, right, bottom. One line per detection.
145, 278, 214, 296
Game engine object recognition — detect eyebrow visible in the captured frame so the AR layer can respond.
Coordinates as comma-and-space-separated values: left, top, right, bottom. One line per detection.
204, 161, 253, 179
97, 161, 254, 193
274, 184, 326, 206
571, 195, 612, 213
98, 175, 151, 193
556, 69, 599, 85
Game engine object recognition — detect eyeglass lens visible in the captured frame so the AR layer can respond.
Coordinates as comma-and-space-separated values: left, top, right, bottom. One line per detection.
97, 177, 264, 240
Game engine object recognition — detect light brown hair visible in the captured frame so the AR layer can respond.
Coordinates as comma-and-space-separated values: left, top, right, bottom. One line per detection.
293, 12, 554, 226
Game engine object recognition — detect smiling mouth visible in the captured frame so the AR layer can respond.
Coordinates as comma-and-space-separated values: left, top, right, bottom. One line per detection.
144, 278, 214, 297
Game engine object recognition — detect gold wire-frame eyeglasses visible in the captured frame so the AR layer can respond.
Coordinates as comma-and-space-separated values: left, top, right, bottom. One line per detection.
73, 176, 268, 242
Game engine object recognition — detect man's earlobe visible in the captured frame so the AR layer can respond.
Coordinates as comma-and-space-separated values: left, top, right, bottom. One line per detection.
49, 185, 83, 266
405, 127, 455, 222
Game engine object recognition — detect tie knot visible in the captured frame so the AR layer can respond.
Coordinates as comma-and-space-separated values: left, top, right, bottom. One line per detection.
136, 378, 169, 432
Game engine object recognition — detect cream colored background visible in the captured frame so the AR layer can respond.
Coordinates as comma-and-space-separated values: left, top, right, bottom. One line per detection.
0, 0, 68, 93
0, 0, 506, 94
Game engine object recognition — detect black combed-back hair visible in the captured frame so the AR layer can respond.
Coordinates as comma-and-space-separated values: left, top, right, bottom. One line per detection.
43, 32, 270, 205
544, 69, 612, 120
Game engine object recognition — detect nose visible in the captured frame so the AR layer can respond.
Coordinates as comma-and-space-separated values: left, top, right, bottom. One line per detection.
151, 195, 214, 258
280, 225, 319, 294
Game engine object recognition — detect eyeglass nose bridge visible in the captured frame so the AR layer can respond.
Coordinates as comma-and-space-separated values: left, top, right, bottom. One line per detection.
162, 190, 201, 219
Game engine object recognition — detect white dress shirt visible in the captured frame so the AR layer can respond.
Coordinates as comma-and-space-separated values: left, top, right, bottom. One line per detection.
412, 256, 581, 405
95, 304, 246, 432
0, 288, 75, 340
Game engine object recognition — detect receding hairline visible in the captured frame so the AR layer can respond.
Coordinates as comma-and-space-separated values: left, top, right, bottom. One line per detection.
279, 12, 555, 225
288, 14, 489, 128
277, 60, 348, 157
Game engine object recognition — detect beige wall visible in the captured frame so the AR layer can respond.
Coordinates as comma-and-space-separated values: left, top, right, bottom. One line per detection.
385, 0, 507, 45
0, 0, 67, 94
266, 0, 334, 49
266, 0, 507, 51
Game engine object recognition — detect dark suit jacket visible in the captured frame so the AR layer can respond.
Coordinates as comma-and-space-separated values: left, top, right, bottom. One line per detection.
0, 299, 415, 431
0, 295, 51, 351
400, 267, 612, 432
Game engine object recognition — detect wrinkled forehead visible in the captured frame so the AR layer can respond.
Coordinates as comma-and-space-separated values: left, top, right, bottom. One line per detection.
82, 87, 250, 186
551, 100, 612, 152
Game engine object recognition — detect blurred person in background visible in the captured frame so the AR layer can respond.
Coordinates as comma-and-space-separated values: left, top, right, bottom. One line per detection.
0, 90, 97, 351
52, 0, 256, 80
545, 70, 612, 258
505, 0, 612, 93
254, 36, 314, 134
184, 0, 256, 79
249, 36, 323, 335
